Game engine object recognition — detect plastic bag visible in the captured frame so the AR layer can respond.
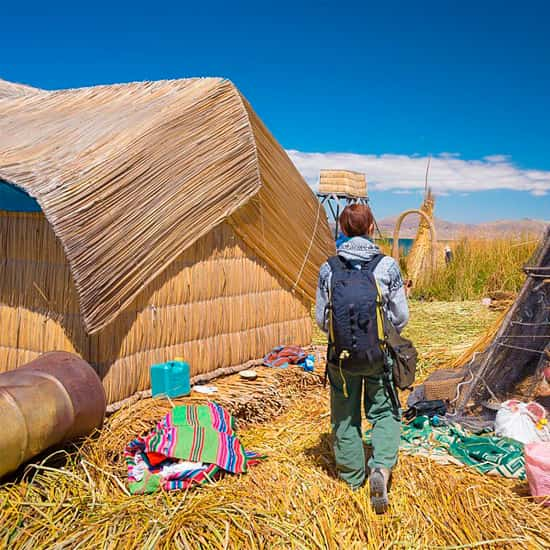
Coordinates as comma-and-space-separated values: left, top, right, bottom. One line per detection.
535, 376, 550, 398
524, 441, 550, 506
494, 400, 550, 445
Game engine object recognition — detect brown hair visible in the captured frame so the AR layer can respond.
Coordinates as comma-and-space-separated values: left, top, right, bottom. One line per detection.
339, 204, 374, 237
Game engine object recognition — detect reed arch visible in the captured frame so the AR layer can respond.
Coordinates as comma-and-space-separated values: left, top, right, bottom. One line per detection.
391, 209, 437, 272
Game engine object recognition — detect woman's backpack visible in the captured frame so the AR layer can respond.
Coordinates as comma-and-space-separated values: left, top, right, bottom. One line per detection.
327, 253, 417, 389
326, 254, 386, 374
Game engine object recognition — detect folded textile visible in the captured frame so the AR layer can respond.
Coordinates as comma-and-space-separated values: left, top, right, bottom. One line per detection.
125, 402, 264, 494
263, 345, 308, 368
447, 428, 525, 478
365, 420, 526, 479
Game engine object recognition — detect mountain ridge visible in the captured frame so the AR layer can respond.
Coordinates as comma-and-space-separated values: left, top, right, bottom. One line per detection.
376, 216, 548, 240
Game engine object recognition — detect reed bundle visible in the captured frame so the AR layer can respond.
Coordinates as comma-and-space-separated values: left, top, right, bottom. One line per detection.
403, 300, 501, 378
318, 169, 367, 197
0, 78, 332, 333
406, 189, 436, 283
447, 308, 510, 369
0, 211, 314, 403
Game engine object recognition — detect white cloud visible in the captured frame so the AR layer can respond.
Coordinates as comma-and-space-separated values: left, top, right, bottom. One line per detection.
483, 155, 509, 163
287, 150, 550, 197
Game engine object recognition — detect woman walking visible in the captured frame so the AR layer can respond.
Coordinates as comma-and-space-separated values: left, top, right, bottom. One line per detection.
316, 204, 409, 513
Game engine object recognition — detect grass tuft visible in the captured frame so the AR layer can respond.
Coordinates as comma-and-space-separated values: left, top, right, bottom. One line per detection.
412, 236, 538, 301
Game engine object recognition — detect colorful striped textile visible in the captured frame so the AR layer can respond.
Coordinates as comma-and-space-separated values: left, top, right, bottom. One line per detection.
125, 403, 264, 494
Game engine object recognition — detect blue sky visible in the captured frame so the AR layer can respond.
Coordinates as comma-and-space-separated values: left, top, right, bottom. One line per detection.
2, 3, 549, 222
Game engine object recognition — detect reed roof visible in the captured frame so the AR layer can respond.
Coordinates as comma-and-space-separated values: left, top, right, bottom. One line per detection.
318, 169, 367, 197
0, 78, 43, 99
0, 78, 333, 333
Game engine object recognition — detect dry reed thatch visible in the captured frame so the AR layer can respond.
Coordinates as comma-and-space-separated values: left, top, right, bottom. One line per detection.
0, 78, 43, 99
0, 212, 317, 403
0, 78, 333, 333
318, 169, 367, 197
447, 308, 510, 369
1, 304, 548, 548
0, 77, 334, 403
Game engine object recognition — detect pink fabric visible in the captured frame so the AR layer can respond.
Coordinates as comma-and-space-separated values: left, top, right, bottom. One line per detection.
525, 441, 550, 506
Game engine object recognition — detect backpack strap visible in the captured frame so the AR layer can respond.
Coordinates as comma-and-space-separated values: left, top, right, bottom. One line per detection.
327, 255, 353, 272
329, 253, 385, 273
364, 253, 385, 273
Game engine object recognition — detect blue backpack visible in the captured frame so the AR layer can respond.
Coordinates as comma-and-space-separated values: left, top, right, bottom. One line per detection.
326, 254, 386, 374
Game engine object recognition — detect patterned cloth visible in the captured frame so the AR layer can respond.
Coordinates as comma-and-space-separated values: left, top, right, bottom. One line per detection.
365, 418, 526, 479
125, 403, 264, 494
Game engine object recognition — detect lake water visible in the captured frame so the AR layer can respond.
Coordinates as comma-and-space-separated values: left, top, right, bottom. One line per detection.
384, 238, 414, 255
335, 235, 415, 255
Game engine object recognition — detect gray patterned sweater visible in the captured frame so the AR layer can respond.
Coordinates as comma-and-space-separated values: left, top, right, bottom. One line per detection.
315, 236, 409, 334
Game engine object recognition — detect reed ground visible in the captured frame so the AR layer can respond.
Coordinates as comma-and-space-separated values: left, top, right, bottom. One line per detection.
1, 301, 549, 549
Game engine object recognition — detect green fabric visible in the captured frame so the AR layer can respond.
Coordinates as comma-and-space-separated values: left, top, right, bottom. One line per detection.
328, 363, 401, 489
365, 419, 526, 479
172, 425, 222, 464
172, 404, 236, 432
447, 429, 525, 478
129, 472, 161, 495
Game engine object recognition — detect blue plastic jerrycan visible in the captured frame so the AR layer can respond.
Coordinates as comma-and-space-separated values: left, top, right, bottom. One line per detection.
150, 358, 191, 398
303, 354, 315, 372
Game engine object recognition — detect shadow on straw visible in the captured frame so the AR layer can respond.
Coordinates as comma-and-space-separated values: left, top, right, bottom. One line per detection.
303, 431, 374, 479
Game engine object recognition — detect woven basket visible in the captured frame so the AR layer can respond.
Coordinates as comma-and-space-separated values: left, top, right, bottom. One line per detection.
424, 367, 468, 403
318, 170, 367, 197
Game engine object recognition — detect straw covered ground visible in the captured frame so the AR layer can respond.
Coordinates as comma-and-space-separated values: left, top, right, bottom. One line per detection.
1, 301, 549, 549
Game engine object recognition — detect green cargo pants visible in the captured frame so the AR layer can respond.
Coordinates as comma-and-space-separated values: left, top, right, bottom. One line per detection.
328, 362, 401, 489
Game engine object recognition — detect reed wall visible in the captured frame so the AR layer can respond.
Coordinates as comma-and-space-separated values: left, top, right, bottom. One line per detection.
0, 211, 312, 403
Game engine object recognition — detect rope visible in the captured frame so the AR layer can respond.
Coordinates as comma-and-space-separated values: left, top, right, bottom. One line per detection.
498, 334, 549, 339
446, 344, 503, 419
495, 342, 546, 354
448, 350, 483, 406
511, 321, 550, 326
292, 198, 322, 293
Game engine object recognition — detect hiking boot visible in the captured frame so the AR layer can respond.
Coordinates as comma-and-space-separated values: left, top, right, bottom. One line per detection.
369, 467, 391, 514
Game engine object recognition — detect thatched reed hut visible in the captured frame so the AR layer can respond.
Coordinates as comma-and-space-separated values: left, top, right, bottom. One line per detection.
0, 78, 334, 404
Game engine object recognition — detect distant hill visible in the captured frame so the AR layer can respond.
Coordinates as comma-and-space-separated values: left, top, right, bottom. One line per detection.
376, 216, 548, 240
